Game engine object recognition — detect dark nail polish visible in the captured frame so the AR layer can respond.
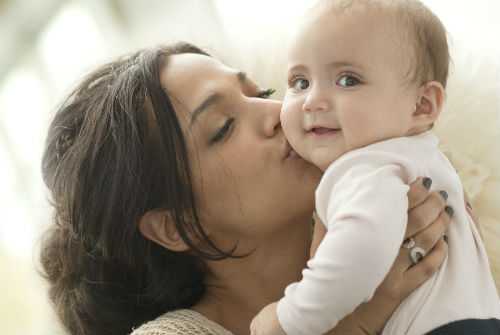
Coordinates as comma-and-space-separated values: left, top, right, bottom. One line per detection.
439, 190, 448, 201
445, 205, 454, 217
443, 234, 449, 243
422, 177, 432, 190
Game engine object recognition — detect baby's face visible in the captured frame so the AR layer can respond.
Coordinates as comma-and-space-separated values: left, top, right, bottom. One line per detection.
281, 7, 419, 170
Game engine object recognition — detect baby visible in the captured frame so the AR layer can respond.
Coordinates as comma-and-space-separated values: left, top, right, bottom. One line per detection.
250, 0, 500, 334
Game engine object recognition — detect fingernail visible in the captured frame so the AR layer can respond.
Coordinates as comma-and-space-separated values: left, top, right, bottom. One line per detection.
422, 177, 432, 190
443, 234, 449, 243
439, 190, 448, 201
445, 205, 454, 217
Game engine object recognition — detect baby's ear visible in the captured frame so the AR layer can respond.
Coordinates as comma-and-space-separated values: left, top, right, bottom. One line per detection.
411, 81, 445, 129
138, 209, 190, 252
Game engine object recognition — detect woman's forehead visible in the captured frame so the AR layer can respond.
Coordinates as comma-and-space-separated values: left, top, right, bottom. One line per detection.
161, 53, 234, 110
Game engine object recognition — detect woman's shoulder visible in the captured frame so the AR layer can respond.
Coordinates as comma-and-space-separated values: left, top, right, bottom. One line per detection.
130, 309, 234, 335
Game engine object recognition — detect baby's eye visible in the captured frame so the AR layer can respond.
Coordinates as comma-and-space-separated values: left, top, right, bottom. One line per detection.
290, 77, 310, 91
336, 74, 361, 88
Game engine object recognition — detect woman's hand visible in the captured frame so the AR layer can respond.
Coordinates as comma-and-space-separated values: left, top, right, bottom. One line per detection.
329, 177, 453, 335
464, 190, 482, 239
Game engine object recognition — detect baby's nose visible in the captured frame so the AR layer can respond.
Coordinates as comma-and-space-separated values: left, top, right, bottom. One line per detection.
302, 89, 330, 113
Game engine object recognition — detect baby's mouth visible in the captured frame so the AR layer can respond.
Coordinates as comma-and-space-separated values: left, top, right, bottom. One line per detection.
309, 127, 341, 135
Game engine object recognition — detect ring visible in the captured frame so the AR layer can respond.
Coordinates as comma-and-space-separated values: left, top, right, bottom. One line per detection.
410, 246, 426, 265
402, 237, 416, 249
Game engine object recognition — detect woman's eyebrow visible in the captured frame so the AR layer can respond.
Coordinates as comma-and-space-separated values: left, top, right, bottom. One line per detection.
190, 93, 221, 127
236, 71, 247, 84
190, 71, 247, 127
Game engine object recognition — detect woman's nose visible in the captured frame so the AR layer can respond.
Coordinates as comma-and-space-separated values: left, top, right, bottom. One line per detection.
302, 87, 330, 113
261, 99, 282, 138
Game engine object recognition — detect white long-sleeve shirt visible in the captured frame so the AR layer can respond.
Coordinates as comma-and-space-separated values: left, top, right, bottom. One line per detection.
277, 131, 500, 335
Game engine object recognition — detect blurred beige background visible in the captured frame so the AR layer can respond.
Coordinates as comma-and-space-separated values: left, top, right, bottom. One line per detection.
0, 1, 499, 334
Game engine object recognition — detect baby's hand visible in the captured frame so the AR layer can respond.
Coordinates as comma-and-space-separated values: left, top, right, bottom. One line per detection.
250, 302, 286, 335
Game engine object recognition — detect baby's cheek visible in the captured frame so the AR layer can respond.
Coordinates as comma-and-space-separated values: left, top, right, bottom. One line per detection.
280, 94, 294, 116
280, 112, 295, 140
280, 98, 300, 132
340, 109, 377, 145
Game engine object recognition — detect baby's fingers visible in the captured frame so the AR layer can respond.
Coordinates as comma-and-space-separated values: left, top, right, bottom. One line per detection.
250, 317, 260, 335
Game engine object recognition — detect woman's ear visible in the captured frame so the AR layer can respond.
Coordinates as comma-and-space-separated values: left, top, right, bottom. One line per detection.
411, 81, 445, 131
138, 209, 190, 252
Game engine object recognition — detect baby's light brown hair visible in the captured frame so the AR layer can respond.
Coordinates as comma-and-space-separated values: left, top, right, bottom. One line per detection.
316, 0, 450, 88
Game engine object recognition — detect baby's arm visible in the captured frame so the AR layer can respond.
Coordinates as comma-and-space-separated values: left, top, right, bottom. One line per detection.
277, 153, 416, 335
310, 214, 327, 258
251, 217, 327, 335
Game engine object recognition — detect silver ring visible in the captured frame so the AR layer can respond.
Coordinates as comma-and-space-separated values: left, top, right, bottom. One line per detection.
402, 237, 416, 249
410, 246, 426, 265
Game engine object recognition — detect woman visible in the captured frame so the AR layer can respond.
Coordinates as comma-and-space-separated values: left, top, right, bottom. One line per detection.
40, 43, 453, 335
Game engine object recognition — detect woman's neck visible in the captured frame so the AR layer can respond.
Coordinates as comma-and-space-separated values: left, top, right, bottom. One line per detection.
193, 217, 312, 335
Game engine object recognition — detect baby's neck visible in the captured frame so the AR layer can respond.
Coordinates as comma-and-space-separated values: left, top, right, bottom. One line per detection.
407, 123, 434, 137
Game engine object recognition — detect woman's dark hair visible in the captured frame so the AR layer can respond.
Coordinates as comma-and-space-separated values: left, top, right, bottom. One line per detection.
39, 42, 234, 335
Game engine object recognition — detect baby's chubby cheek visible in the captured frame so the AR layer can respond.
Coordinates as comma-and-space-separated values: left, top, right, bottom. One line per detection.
280, 107, 305, 159
280, 101, 294, 136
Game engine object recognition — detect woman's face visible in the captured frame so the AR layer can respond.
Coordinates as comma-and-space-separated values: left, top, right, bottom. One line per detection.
160, 54, 321, 250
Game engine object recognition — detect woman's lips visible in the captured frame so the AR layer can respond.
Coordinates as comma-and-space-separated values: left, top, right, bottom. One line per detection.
287, 148, 300, 159
283, 141, 301, 160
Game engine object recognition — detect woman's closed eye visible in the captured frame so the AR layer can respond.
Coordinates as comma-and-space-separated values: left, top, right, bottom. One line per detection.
257, 88, 276, 99
211, 117, 235, 144
210, 88, 275, 144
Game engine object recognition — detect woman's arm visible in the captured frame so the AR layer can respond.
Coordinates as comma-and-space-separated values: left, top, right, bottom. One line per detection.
328, 177, 453, 335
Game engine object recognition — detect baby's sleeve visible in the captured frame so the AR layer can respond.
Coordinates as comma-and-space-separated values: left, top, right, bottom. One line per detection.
277, 150, 417, 335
